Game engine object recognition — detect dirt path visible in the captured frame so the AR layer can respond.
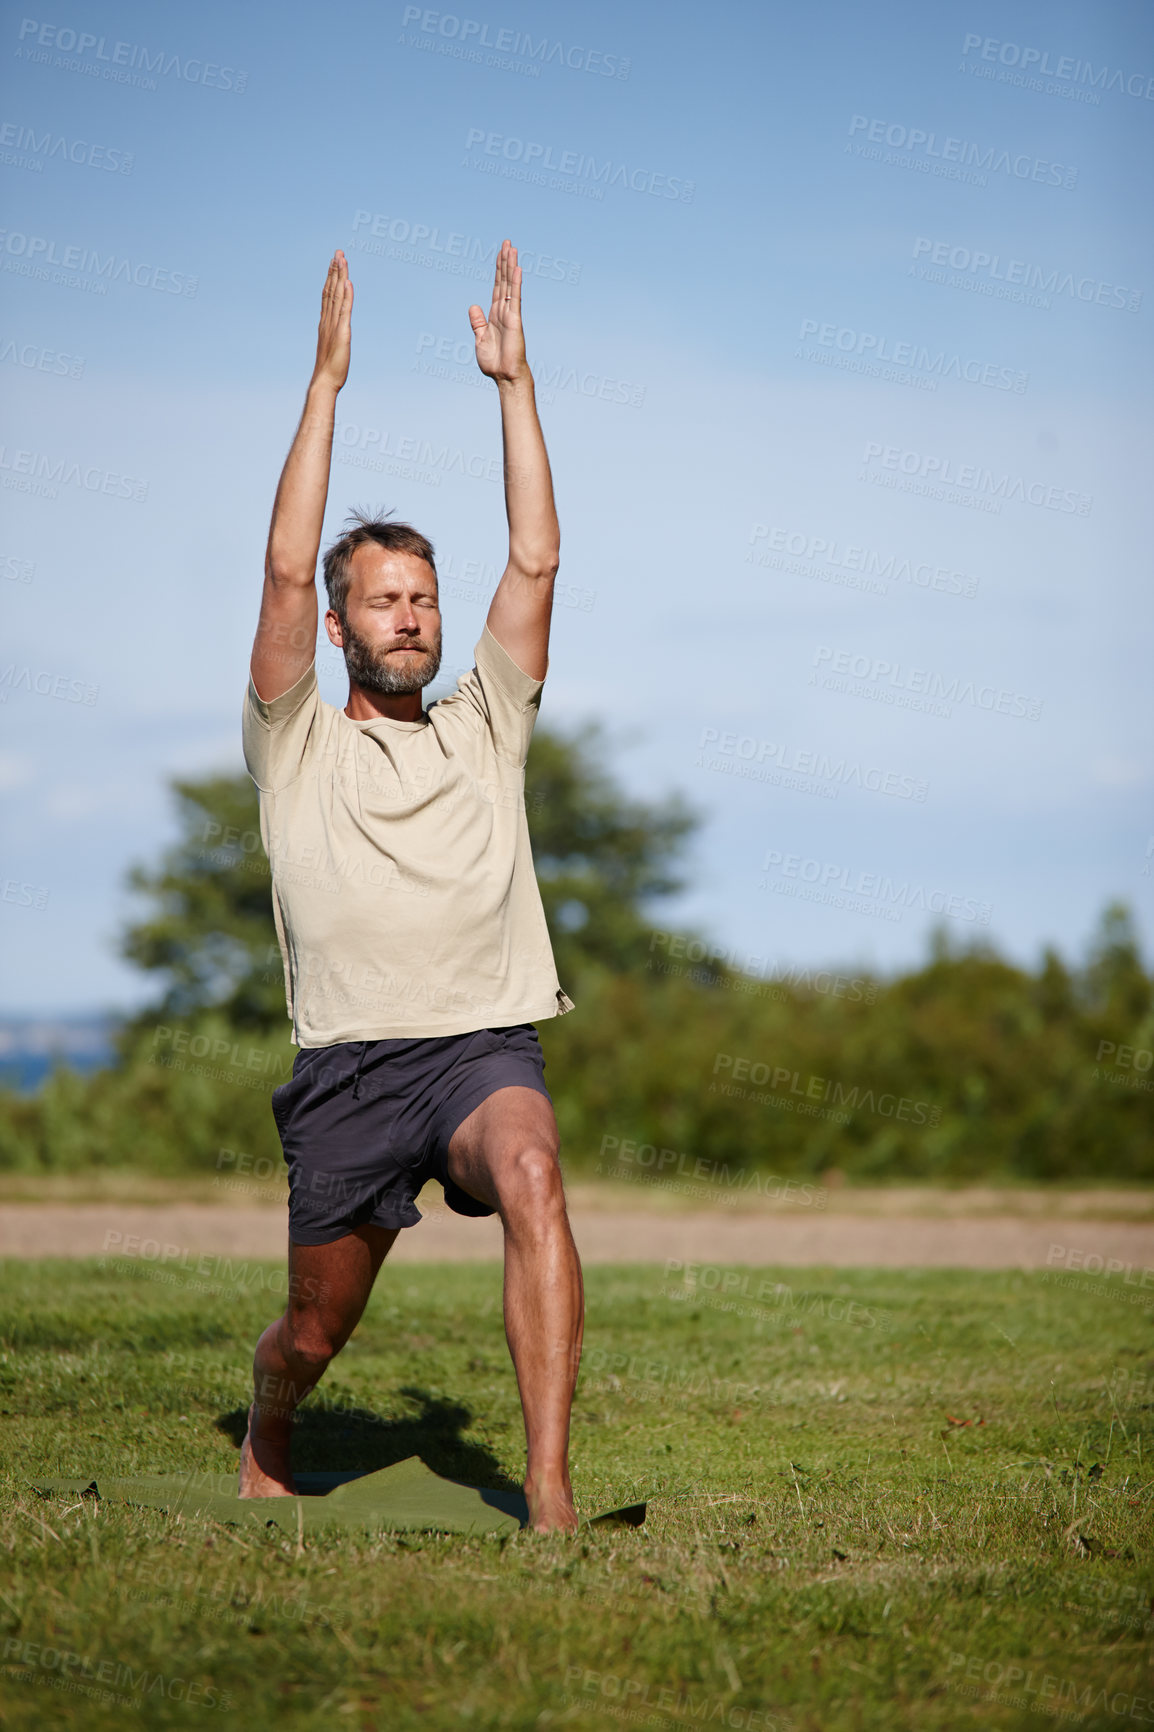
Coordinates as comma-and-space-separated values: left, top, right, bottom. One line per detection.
1, 1195, 1151, 1270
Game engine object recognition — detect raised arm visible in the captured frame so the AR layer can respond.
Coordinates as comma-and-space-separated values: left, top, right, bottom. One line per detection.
250, 251, 353, 701
469, 241, 560, 681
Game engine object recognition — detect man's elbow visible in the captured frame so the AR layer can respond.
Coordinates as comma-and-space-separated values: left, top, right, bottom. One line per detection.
265, 558, 319, 591
516, 551, 560, 582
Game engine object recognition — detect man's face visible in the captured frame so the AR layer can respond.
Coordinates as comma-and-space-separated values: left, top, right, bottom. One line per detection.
326, 545, 442, 696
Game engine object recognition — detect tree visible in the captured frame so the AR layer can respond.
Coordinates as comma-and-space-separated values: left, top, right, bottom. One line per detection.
524, 720, 698, 983
1079, 900, 1151, 1025
118, 724, 700, 1033
119, 775, 283, 1034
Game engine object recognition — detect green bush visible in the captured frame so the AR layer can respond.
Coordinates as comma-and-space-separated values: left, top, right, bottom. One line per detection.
2, 911, 1150, 1183
3, 745, 1147, 1185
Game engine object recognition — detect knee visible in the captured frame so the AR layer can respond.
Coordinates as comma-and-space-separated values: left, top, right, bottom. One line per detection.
284, 1311, 341, 1370
497, 1143, 565, 1219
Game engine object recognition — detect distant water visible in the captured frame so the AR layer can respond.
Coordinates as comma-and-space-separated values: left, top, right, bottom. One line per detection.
0, 1014, 120, 1094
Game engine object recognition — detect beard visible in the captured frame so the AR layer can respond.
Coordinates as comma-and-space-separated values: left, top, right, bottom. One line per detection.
340, 618, 443, 697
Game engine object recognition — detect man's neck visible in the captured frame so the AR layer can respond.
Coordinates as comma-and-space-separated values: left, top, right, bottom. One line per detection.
344, 682, 425, 723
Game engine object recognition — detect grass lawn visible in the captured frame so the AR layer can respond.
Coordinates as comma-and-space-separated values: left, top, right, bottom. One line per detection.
1, 1257, 1152, 1729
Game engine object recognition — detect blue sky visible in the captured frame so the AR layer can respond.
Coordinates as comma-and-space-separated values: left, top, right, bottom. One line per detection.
1, 0, 1151, 1015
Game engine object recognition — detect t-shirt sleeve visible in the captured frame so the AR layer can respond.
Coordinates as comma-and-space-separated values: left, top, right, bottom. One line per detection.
462, 625, 545, 767
241, 662, 321, 791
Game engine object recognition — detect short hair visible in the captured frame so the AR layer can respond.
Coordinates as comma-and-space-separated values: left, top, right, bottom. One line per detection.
322, 510, 437, 622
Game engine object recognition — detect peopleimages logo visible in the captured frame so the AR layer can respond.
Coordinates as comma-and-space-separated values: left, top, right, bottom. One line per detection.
798, 317, 1027, 392
0, 1636, 234, 1712
0, 337, 84, 377
15, 18, 247, 91
960, 34, 1154, 101
0, 119, 133, 172
847, 114, 1078, 188
463, 128, 695, 200
810, 644, 1043, 721
352, 210, 582, 284
696, 726, 929, 803
334, 419, 501, 488
911, 237, 1142, 313
414, 330, 645, 408
0, 229, 197, 295
946, 1649, 1154, 1722
747, 524, 978, 599
648, 931, 878, 1003
0, 445, 147, 502
0, 663, 99, 704
860, 442, 1092, 515
759, 849, 992, 926
399, 8, 630, 78
711, 1053, 941, 1126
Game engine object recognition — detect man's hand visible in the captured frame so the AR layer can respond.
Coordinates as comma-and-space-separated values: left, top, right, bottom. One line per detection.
469, 240, 528, 383
313, 249, 353, 392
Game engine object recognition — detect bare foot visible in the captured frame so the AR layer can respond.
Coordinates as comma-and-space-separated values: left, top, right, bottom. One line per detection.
237, 1404, 297, 1498
525, 1479, 578, 1534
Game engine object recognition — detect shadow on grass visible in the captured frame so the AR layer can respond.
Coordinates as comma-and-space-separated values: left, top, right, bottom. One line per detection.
214, 1387, 520, 1491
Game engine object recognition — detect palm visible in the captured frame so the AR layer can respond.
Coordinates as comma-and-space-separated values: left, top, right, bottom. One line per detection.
469, 239, 527, 381
314, 250, 353, 389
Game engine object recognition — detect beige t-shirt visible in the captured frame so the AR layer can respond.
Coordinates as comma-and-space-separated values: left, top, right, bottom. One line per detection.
241, 624, 575, 1046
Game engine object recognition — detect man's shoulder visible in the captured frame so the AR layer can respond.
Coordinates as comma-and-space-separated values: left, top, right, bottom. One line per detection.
243, 663, 339, 790
245, 660, 322, 720
475, 624, 544, 696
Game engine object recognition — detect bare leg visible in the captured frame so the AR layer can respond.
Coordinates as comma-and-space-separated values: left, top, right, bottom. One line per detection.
448, 1086, 583, 1532
238, 1223, 398, 1496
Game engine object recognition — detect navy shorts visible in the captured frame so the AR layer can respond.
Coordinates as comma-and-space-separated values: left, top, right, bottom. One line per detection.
270, 1023, 551, 1244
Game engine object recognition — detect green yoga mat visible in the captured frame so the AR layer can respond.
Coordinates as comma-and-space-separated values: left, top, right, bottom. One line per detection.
33, 1457, 647, 1537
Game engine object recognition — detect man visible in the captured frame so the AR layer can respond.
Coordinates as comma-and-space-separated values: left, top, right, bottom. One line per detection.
237, 242, 583, 1533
